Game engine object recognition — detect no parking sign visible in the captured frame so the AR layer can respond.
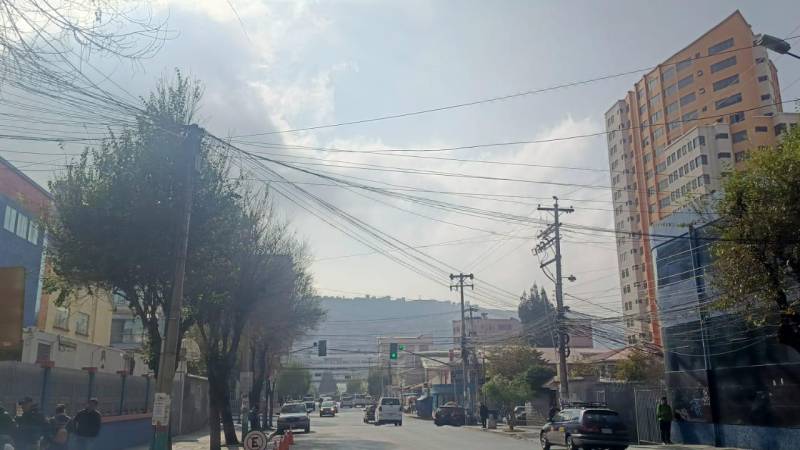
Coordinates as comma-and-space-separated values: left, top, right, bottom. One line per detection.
243, 430, 268, 450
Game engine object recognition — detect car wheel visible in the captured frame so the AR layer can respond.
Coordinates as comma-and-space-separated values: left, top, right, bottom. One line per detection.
540, 432, 551, 450
566, 436, 579, 450
398, 421, 402, 427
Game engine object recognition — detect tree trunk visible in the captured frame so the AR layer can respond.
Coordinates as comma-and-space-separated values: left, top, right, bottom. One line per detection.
266, 378, 274, 429
208, 376, 222, 450
250, 348, 266, 410
219, 383, 239, 444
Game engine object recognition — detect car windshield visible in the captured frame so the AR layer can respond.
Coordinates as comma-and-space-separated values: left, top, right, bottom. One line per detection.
322, 401, 334, 407
584, 410, 623, 426
381, 398, 400, 405
281, 404, 307, 414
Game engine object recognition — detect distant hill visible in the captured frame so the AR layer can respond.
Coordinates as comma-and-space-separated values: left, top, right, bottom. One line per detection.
296, 296, 517, 352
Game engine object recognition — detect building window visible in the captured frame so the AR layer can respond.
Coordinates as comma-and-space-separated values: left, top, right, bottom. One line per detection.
54, 307, 69, 330
730, 111, 745, 123
3, 206, 17, 232
775, 123, 788, 136
680, 92, 696, 107
677, 59, 692, 72
662, 66, 676, 82
718, 152, 731, 158
653, 127, 664, 139
27, 223, 39, 244
735, 151, 749, 162
678, 75, 694, 89
650, 93, 662, 105
682, 110, 698, 122
639, 104, 647, 116
715, 92, 742, 110
710, 56, 737, 73
716, 133, 729, 139
658, 179, 668, 190
755, 126, 768, 133
713, 74, 739, 91
648, 77, 658, 92
758, 75, 768, 82
15, 214, 28, 239
664, 84, 677, 98
732, 130, 748, 143
659, 197, 671, 208
761, 93, 771, 101
75, 312, 90, 336
36, 343, 51, 363
708, 37, 734, 55
651, 111, 662, 123
666, 102, 678, 116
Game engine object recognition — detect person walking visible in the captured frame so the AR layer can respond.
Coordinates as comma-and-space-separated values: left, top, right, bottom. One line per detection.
478, 403, 488, 428
69, 399, 101, 450
656, 396, 673, 445
15, 397, 46, 450
45, 405, 70, 450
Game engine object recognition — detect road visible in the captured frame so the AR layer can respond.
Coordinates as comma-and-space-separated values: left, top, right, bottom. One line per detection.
290, 408, 541, 450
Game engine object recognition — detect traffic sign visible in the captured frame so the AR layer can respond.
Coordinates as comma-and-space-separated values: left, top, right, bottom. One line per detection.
243, 430, 267, 450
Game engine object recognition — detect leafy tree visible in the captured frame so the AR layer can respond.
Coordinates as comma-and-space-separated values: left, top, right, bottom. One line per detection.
346, 378, 364, 394
276, 362, 312, 400
486, 345, 551, 380
614, 351, 664, 382
712, 126, 800, 351
524, 365, 556, 393
481, 375, 530, 430
518, 283, 556, 347
367, 367, 384, 398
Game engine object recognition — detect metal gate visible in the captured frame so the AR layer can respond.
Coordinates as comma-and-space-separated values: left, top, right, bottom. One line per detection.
634, 388, 665, 443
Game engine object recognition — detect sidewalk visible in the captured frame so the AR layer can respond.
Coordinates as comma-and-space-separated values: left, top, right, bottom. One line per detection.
126, 425, 271, 450
463, 424, 747, 450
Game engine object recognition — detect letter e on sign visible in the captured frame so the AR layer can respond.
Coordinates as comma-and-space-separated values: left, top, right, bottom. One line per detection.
243, 431, 267, 450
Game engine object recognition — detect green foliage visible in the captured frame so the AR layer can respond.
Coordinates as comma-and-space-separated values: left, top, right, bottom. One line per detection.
712, 126, 800, 350
525, 364, 556, 392
481, 375, 530, 430
518, 283, 555, 346
276, 363, 311, 400
346, 379, 364, 394
613, 351, 664, 382
486, 345, 551, 380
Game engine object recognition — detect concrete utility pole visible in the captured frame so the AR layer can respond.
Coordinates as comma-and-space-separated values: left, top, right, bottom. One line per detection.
536, 197, 574, 402
450, 273, 474, 421
151, 124, 203, 450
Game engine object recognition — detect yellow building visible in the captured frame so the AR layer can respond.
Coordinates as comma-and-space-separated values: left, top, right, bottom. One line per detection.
37, 285, 114, 347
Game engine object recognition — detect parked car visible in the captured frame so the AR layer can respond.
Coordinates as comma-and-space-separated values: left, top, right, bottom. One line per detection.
277, 403, 311, 434
320, 401, 336, 417
374, 397, 402, 426
305, 401, 316, 413
540, 407, 629, 450
340, 396, 354, 408
363, 404, 376, 423
433, 404, 465, 426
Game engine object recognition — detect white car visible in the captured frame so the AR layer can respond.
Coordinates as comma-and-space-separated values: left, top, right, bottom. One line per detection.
375, 397, 402, 426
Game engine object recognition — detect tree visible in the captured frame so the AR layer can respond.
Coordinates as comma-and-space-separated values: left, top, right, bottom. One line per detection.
276, 363, 311, 400
346, 379, 364, 394
46, 71, 207, 374
712, 126, 800, 352
367, 367, 384, 398
614, 351, 664, 383
486, 345, 551, 380
518, 283, 556, 347
525, 365, 556, 393
481, 375, 530, 430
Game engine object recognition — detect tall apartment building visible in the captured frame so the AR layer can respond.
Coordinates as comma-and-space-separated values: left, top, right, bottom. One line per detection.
604, 10, 799, 346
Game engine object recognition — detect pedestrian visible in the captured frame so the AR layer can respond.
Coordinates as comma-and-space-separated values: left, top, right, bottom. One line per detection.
548, 404, 559, 422
15, 397, 46, 450
656, 396, 673, 445
0, 404, 15, 449
68, 399, 101, 450
479, 402, 488, 428
45, 405, 70, 450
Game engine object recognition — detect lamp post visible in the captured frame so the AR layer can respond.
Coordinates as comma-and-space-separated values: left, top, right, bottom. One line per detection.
755, 34, 800, 60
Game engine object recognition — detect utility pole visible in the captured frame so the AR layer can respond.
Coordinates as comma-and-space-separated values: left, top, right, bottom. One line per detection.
536, 196, 574, 403
450, 273, 473, 421
151, 124, 202, 450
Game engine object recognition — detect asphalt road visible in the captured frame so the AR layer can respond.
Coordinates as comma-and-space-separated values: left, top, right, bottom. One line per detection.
290, 408, 542, 450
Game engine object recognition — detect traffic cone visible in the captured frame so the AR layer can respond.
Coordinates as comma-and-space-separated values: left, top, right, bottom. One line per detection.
286, 429, 294, 445
279, 437, 288, 450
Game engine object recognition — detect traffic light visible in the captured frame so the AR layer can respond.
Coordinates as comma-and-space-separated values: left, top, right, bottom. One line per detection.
318, 339, 327, 357
398, 344, 405, 351
389, 342, 398, 360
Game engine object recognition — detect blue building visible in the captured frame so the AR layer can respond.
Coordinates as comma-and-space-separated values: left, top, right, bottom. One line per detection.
0, 158, 50, 331
652, 220, 800, 450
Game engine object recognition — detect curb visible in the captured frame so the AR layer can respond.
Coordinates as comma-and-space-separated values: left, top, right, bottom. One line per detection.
462, 425, 540, 441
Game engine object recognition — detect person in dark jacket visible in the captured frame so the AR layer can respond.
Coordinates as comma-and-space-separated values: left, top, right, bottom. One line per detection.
478, 403, 488, 428
16, 397, 47, 450
45, 404, 71, 450
69, 399, 101, 450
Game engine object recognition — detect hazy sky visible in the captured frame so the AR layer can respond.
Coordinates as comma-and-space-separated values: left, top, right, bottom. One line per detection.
7, 0, 800, 316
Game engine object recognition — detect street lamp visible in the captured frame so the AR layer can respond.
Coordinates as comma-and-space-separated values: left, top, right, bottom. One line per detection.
755, 34, 800, 60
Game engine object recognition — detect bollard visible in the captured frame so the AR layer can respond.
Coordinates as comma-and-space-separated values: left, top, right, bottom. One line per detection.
286, 429, 294, 445
280, 436, 288, 450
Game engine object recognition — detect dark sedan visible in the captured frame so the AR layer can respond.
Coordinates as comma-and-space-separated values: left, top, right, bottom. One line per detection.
540, 408, 629, 450
433, 405, 466, 427
319, 401, 336, 417
276, 403, 311, 434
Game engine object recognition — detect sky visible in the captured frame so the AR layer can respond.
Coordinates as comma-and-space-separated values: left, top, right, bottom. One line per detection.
5, 0, 800, 317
